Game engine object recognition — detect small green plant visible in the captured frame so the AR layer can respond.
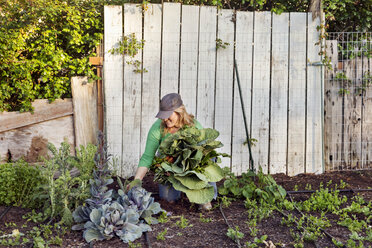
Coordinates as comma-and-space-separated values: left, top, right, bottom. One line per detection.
298, 181, 347, 213
218, 196, 233, 208
176, 215, 193, 229
216, 38, 230, 50
157, 211, 169, 224
245, 235, 268, 248
243, 138, 258, 147
226, 226, 244, 242
128, 241, 142, 248
110, 33, 147, 74
199, 213, 212, 223
22, 210, 45, 223
156, 228, 168, 241
338, 88, 350, 95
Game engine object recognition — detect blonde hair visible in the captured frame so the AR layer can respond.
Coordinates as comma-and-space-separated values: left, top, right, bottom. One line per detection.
162, 105, 195, 134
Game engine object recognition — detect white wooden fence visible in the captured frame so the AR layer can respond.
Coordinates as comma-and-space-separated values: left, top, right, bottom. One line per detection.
103, 4, 323, 178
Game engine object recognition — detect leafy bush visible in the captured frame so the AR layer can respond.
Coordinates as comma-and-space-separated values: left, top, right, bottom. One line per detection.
0, 0, 103, 112
0, 161, 45, 208
151, 126, 229, 204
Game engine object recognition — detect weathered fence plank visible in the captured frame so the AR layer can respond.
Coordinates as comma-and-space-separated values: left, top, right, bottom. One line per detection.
269, 13, 289, 174
141, 4, 162, 155
231, 11, 253, 175
306, 13, 323, 174
122, 4, 143, 178
196, 6, 217, 128
0, 99, 73, 133
361, 56, 372, 169
287, 12, 307, 176
251, 11, 271, 173
324, 40, 341, 171
71, 77, 98, 147
215, 9, 235, 168
104, 5, 123, 165
362, 57, 372, 168
179, 5, 199, 115
161, 2, 181, 96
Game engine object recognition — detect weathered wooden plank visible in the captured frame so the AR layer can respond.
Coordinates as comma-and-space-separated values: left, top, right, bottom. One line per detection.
141, 4, 162, 156
104, 5, 123, 166
196, 6, 217, 128
215, 9, 234, 169
179, 5, 199, 115
362, 57, 372, 169
269, 13, 289, 174
121, 4, 143, 178
161, 2, 181, 97
0, 99, 73, 133
324, 40, 341, 171
0, 116, 74, 163
71, 77, 98, 147
343, 59, 360, 170
306, 14, 323, 174
231, 11, 253, 175
251, 11, 271, 173
353, 57, 364, 169
287, 12, 307, 176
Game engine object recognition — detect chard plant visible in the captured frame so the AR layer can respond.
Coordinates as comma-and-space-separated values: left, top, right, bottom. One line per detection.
151, 126, 229, 204
73, 132, 162, 244
219, 167, 286, 204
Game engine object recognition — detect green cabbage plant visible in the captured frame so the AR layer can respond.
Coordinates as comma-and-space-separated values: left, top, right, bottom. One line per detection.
73, 132, 162, 244
152, 126, 229, 204
73, 186, 161, 243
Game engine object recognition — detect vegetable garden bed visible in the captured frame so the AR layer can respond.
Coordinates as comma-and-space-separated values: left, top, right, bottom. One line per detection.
1, 170, 371, 248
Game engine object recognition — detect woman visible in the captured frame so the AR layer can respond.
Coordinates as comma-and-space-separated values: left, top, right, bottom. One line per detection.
131, 93, 214, 210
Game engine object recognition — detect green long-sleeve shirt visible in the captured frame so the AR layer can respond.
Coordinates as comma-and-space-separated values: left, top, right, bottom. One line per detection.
138, 119, 203, 168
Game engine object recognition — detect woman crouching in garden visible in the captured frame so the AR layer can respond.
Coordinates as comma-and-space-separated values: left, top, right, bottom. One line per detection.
130, 93, 218, 210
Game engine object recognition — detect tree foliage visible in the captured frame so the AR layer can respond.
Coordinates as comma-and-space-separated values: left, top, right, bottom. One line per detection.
0, 0, 103, 112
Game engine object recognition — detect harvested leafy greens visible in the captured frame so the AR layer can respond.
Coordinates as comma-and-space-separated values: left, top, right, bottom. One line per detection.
151, 126, 229, 204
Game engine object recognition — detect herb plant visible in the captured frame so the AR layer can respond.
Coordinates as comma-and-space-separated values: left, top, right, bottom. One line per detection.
0, 160, 45, 208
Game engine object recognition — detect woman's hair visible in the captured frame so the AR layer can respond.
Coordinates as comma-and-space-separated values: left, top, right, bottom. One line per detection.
162, 105, 195, 133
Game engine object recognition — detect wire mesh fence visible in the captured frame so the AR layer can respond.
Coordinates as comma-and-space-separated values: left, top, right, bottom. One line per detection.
324, 32, 372, 171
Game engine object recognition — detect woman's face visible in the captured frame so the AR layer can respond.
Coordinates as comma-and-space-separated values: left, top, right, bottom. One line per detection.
164, 112, 179, 128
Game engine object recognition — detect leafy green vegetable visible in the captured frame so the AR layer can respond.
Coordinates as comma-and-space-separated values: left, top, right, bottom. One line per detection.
73, 133, 162, 244
151, 126, 229, 204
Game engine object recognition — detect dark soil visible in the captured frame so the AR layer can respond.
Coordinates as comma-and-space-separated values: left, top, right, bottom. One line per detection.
1, 170, 371, 248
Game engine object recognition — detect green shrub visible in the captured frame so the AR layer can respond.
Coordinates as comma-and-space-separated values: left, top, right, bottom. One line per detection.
0, 0, 103, 112
0, 161, 46, 208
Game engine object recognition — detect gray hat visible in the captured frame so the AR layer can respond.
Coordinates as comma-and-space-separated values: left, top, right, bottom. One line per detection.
155, 93, 183, 119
